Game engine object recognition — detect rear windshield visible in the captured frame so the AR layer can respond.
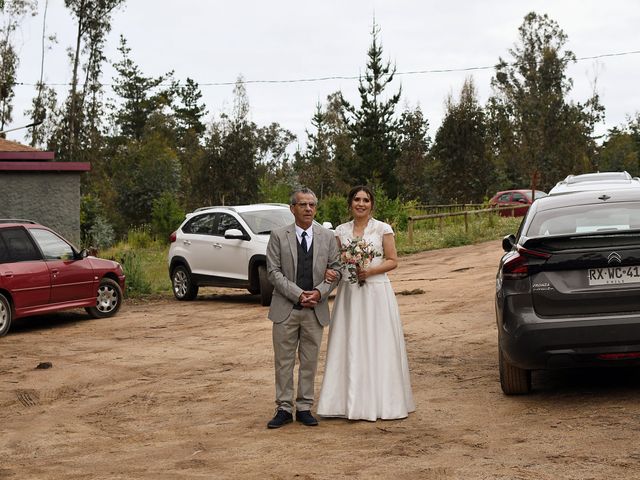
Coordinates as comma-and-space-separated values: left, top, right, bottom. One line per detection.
524, 190, 548, 201
526, 202, 640, 237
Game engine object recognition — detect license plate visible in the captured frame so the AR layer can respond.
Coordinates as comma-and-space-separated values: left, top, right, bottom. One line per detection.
588, 266, 640, 285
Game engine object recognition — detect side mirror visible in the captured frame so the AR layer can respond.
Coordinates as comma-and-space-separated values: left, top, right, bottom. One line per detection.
79, 249, 89, 259
322, 221, 333, 230
224, 228, 247, 240
502, 234, 516, 252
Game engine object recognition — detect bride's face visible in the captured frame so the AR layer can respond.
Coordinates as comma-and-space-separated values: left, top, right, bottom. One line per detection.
351, 190, 373, 219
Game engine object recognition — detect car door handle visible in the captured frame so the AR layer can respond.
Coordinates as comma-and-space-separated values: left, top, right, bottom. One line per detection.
1, 271, 13, 278
212, 243, 222, 249
51, 268, 59, 278
183, 240, 191, 246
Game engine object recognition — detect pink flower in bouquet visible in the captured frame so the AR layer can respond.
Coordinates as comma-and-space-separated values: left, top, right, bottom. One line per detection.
339, 237, 381, 285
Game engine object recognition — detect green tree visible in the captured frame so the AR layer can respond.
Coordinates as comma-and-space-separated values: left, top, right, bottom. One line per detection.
395, 105, 430, 201
0, 0, 37, 134
488, 12, 603, 190
430, 78, 492, 203
54, 0, 125, 160
111, 35, 173, 141
110, 132, 181, 232
340, 24, 401, 196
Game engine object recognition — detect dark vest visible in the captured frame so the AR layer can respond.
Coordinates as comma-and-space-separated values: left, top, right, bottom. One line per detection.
296, 238, 314, 291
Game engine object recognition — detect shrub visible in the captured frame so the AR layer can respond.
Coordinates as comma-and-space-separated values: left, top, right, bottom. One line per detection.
119, 250, 152, 296
151, 193, 185, 242
127, 225, 154, 249
317, 193, 349, 227
87, 216, 115, 250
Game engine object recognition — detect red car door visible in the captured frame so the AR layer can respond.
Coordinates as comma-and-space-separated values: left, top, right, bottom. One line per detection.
28, 228, 95, 304
0, 228, 51, 312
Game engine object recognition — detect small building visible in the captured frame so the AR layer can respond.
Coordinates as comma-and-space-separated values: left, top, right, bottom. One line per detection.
0, 138, 90, 246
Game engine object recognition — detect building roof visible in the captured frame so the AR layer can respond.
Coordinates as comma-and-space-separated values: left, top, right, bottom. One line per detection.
0, 138, 41, 152
0, 138, 55, 161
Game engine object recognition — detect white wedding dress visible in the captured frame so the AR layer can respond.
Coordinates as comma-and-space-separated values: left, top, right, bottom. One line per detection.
317, 218, 415, 421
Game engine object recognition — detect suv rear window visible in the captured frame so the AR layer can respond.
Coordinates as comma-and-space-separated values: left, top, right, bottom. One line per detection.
527, 202, 640, 236
0, 228, 42, 262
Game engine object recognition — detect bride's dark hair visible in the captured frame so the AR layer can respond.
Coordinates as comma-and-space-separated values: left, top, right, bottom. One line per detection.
347, 185, 375, 209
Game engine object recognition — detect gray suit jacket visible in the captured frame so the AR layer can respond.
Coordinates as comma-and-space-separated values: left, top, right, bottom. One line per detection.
266, 223, 340, 326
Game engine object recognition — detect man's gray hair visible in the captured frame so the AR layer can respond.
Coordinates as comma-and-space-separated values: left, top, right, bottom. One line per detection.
289, 187, 318, 205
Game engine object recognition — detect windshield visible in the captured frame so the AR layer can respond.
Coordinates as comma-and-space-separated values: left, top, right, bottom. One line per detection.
239, 209, 294, 234
526, 202, 640, 237
524, 190, 548, 201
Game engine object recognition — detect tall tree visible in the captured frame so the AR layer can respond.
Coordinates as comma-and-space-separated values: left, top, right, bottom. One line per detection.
0, 0, 37, 135
488, 12, 603, 190
341, 23, 401, 195
295, 103, 335, 198
395, 105, 430, 201
430, 78, 492, 203
111, 35, 173, 142
200, 77, 259, 205
58, 0, 125, 160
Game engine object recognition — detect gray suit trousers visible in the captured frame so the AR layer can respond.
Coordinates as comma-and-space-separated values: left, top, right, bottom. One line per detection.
272, 307, 324, 412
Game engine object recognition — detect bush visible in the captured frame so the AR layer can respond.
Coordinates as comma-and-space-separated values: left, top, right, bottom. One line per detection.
118, 250, 152, 296
151, 193, 185, 242
317, 193, 349, 227
87, 216, 115, 250
127, 225, 154, 249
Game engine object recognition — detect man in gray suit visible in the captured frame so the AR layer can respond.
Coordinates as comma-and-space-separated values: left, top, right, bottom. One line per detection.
266, 187, 340, 428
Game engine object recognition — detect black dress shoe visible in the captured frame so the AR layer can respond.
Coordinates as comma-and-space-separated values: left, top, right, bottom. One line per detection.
267, 409, 293, 429
295, 410, 319, 426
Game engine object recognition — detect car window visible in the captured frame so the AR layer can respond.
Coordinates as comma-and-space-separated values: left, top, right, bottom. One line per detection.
215, 213, 243, 236
498, 193, 511, 202
0, 236, 8, 263
182, 213, 216, 235
30, 228, 75, 260
239, 209, 295, 234
527, 202, 640, 236
512, 192, 526, 202
0, 227, 42, 262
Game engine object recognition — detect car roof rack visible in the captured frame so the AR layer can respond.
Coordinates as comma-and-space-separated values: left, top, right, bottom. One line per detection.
0, 219, 37, 224
193, 205, 238, 213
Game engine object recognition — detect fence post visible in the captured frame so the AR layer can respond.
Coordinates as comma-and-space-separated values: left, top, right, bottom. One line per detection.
464, 211, 468, 233
408, 218, 414, 246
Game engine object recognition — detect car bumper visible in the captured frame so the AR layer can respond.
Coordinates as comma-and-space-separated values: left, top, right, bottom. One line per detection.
497, 300, 640, 370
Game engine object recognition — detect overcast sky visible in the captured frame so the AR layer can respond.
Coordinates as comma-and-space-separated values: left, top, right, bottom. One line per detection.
6, 0, 640, 147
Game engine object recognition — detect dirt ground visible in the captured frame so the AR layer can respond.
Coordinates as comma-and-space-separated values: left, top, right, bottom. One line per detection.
3, 240, 640, 479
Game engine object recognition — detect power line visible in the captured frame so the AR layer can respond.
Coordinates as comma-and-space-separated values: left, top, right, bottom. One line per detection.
13, 49, 640, 88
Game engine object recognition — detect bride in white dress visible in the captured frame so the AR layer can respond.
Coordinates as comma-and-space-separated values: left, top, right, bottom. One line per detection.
317, 186, 415, 421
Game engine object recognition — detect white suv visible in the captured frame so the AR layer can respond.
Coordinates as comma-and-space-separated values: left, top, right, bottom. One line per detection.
168, 204, 295, 305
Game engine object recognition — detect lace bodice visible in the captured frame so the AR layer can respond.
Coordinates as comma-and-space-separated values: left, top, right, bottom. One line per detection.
335, 218, 393, 279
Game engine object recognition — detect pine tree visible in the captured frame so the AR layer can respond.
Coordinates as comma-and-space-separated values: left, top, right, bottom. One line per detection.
395, 105, 430, 201
430, 78, 492, 203
341, 23, 401, 195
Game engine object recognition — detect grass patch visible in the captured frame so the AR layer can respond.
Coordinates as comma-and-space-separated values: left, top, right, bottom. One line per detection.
101, 240, 170, 297
396, 213, 522, 255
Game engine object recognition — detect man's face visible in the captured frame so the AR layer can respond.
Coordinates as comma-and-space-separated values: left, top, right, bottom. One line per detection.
290, 193, 317, 229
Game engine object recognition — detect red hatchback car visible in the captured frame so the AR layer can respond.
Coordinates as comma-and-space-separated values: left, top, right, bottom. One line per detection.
489, 189, 548, 217
0, 220, 126, 336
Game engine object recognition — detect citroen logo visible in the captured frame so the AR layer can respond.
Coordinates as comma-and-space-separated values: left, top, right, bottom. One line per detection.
608, 252, 622, 265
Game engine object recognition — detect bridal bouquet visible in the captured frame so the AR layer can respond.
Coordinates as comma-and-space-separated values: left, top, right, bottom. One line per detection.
340, 237, 381, 286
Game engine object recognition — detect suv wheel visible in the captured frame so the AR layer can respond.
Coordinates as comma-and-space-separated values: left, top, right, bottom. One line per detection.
0, 293, 11, 337
499, 346, 531, 395
258, 265, 273, 306
172, 265, 199, 301
86, 278, 123, 318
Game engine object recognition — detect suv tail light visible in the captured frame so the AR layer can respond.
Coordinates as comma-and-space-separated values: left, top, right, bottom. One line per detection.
169, 231, 177, 243
502, 246, 551, 280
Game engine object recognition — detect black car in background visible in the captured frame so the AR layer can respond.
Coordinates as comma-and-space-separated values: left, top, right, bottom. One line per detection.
496, 189, 640, 394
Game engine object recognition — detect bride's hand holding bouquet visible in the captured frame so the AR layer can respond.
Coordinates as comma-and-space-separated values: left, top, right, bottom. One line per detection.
340, 237, 381, 286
